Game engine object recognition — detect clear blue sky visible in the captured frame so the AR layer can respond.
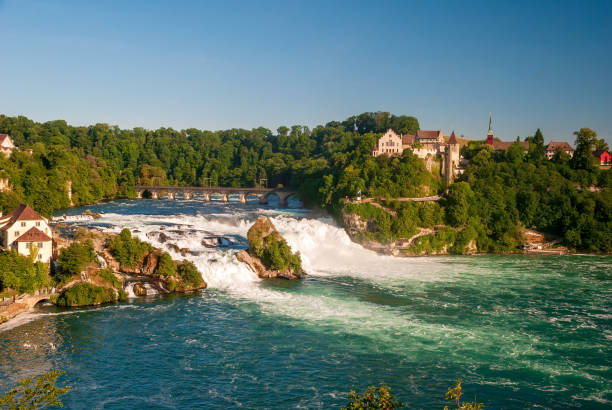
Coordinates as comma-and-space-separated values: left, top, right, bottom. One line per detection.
1, 0, 610, 143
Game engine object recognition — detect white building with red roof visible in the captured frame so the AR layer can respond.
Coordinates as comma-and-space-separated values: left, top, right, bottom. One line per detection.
546, 141, 574, 159
0, 204, 53, 263
0, 134, 16, 157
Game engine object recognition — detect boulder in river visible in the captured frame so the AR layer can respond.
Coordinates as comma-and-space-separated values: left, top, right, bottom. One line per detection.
238, 216, 304, 280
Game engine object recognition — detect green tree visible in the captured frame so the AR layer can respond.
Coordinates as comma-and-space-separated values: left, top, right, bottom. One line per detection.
571, 128, 598, 170
529, 128, 545, 161
0, 370, 70, 409
342, 383, 402, 410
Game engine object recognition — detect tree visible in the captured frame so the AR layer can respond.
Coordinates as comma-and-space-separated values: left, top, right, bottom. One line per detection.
443, 379, 484, 410
571, 128, 598, 170
342, 383, 402, 410
0, 370, 70, 409
529, 128, 545, 161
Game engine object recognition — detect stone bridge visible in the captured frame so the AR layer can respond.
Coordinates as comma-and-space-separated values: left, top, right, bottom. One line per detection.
0, 290, 57, 324
134, 186, 299, 207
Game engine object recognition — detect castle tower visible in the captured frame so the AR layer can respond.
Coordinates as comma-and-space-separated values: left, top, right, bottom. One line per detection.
445, 131, 460, 186
486, 113, 494, 145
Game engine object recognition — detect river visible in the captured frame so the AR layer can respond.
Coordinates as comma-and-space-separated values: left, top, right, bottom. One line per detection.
0, 199, 610, 409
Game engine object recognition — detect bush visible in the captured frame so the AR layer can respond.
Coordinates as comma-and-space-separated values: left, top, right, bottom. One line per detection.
55, 282, 116, 307
261, 233, 302, 272
0, 250, 50, 294
155, 252, 176, 277
342, 383, 402, 410
56, 240, 97, 281
97, 268, 122, 289
177, 261, 203, 288
108, 228, 152, 267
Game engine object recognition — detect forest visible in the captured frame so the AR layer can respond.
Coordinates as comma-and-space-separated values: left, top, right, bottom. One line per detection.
0, 112, 609, 253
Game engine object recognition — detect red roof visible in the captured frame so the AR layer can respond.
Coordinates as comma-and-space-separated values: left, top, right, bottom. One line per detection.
401, 134, 415, 145
547, 141, 573, 151
15, 227, 51, 243
0, 134, 10, 144
416, 130, 442, 140
0, 204, 46, 230
448, 131, 458, 144
491, 141, 529, 151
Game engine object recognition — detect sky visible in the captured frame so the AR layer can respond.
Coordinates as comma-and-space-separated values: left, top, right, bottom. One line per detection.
0, 0, 611, 143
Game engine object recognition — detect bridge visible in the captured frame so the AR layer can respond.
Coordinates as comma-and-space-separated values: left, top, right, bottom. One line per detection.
134, 186, 299, 206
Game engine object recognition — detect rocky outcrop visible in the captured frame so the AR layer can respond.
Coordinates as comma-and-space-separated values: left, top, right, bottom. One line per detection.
341, 209, 477, 257
60, 228, 207, 299
238, 216, 304, 280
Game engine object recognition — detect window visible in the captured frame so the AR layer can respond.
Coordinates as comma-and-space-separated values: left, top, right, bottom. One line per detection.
26, 242, 32, 249
38, 254, 42, 260
37, 242, 43, 248
36, 221, 40, 227
21, 222, 26, 227
14, 231, 19, 237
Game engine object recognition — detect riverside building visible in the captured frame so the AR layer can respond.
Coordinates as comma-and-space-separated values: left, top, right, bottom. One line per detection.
0, 204, 53, 263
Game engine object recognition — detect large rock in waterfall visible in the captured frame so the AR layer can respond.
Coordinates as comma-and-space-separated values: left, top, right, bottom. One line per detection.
237, 216, 304, 280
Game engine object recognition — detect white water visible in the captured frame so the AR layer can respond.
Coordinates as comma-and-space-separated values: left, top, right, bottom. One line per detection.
75, 209, 482, 356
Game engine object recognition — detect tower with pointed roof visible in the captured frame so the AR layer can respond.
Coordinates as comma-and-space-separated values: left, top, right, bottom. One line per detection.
486, 113, 495, 145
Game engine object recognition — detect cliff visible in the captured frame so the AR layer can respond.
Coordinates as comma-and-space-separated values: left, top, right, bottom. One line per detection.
341, 208, 477, 256
237, 216, 304, 279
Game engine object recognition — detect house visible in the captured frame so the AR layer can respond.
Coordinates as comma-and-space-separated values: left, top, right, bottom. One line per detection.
485, 115, 529, 151
0, 134, 16, 157
0, 204, 53, 263
546, 141, 574, 159
593, 150, 611, 166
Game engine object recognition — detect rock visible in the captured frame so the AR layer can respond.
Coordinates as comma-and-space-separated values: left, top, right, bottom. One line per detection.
146, 231, 169, 243
201, 237, 217, 248
236, 250, 269, 278
133, 283, 147, 296
142, 250, 160, 275
167, 243, 180, 253
180, 248, 190, 256
237, 216, 304, 280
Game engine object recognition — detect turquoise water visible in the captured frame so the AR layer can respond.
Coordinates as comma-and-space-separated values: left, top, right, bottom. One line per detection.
0, 200, 610, 408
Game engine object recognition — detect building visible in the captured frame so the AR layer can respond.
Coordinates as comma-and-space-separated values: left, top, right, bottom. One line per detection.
546, 142, 574, 159
593, 150, 611, 166
0, 178, 9, 192
0, 134, 16, 157
0, 204, 53, 263
485, 115, 529, 151
371, 128, 461, 185
371, 129, 414, 156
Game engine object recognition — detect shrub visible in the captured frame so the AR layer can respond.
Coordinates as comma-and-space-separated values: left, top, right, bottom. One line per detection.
342, 383, 402, 410
55, 283, 116, 307
155, 252, 176, 277
177, 261, 203, 288
97, 268, 122, 289
108, 228, 152, 267
0, 370, 70, 409
0, 250, 50, 294
56, 240, 97, 280
261, 233, 302, 273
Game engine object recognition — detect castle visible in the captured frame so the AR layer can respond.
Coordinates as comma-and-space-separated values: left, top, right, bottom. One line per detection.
371, 128, 461, 185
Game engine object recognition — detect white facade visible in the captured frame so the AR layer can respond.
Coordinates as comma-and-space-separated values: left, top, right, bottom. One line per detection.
0, 134, 16, 157
0, 205, 53, 264
372, 129, 404, 156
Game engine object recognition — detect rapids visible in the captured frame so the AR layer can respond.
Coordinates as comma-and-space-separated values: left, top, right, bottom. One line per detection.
0, 199, 610, 408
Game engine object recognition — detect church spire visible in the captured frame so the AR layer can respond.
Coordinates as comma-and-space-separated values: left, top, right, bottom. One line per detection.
488, 113, 493, 135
